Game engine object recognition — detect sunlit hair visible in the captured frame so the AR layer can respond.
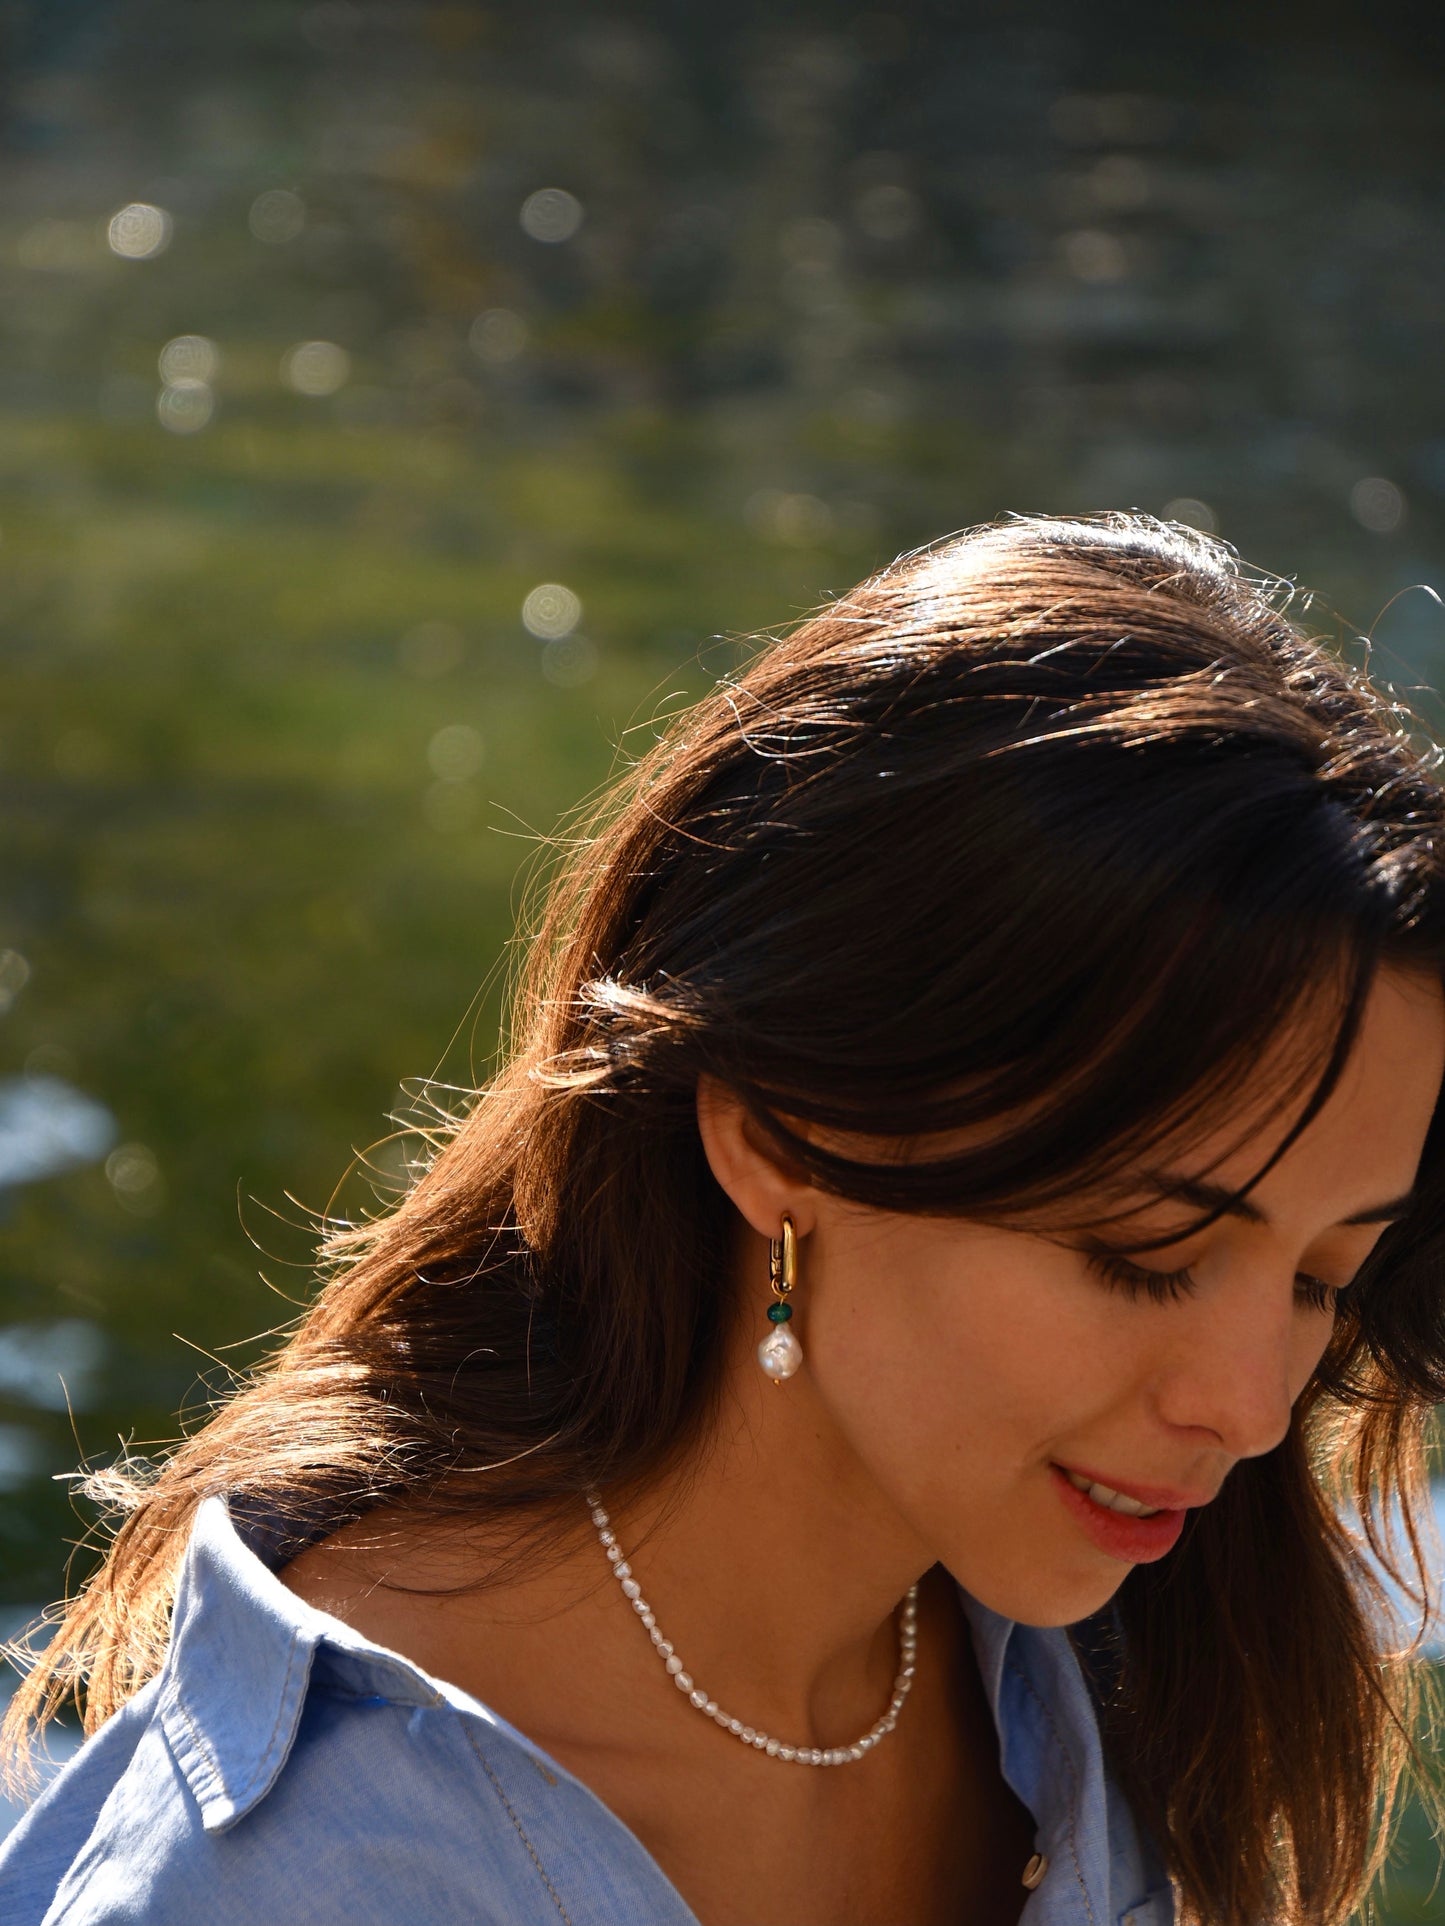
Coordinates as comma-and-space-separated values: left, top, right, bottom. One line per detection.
9, 513, 1445, 1926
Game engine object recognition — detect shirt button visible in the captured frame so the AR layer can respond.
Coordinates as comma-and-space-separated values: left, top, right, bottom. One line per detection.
1022, 1852, 1049, 1890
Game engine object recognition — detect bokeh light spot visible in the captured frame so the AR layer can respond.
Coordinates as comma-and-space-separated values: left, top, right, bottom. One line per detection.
1061, 228, 1128, 282
426, 723, 485, 782
156, 380, 215, 434
522, 582, 582, 639
107, 202, 172, 260
520, 188, 584, 243
158, 334, 220, 384
1350, 476, 1405, 533
282, 340, 351, 396
541, 635, 598, 687
1163, 497, 1217, 533
469, 308, 529, 364
106, 1141, 162, 1213
249, 189, 306, 244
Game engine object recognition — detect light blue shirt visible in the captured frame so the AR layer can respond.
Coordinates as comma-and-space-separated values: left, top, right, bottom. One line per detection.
0, 1498, 1175, 1924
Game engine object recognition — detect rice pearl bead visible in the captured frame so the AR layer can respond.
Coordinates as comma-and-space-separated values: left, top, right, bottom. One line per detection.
585, 1490, 919, 1769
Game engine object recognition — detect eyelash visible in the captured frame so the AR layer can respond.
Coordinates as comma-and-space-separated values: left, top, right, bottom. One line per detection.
1086, 1251, 1344, 1314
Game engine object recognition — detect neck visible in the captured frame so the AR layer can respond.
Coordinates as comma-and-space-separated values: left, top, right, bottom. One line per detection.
592, 1295, 935, 1744
283, 1227, 943, 1758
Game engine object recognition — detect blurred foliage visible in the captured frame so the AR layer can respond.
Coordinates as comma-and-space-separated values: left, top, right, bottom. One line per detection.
0, 400, 910, 1584
1, 1, 1444, 1911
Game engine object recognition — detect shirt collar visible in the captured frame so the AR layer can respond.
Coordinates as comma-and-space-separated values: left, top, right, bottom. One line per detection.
160, 1495, 1117, 1925
157, 1496, 445, 1831
959, 1589, 1115, 1926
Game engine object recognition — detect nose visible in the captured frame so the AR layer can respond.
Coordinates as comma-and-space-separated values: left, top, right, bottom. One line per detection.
1154, 1273, 1301, 1460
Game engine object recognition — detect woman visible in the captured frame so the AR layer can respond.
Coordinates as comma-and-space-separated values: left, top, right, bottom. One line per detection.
4, 513, 1445, 1926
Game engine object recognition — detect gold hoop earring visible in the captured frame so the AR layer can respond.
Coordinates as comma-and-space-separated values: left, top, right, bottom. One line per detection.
757, 1212, 803, 1382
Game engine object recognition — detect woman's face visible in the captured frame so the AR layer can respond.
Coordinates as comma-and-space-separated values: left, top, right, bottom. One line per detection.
706, 965, 1445, 1628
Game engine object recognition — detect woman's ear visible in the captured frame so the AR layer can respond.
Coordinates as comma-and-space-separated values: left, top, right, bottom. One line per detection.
694, 1074, 818, 1239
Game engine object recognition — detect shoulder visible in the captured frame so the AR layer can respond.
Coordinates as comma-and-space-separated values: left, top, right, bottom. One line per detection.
0, 1499, 644, 1926
5, 1689, 543, 1925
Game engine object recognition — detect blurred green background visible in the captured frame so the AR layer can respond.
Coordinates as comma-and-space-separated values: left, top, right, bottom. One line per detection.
2, 0, 1445, 1911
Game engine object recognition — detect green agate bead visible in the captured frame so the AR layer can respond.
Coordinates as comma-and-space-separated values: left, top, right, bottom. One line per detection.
766, 1301, 793, 1323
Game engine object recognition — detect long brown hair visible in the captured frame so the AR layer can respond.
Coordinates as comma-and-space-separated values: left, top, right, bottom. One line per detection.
10, 514, 1445, 1925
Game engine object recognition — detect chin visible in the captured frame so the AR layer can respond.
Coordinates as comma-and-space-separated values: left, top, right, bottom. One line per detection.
950, 1554, 1129, 1630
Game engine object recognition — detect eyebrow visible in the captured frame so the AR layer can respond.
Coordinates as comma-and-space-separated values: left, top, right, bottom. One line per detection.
1139, 1175, 1419, 1229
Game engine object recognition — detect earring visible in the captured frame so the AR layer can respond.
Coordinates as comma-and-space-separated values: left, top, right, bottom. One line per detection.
757, 1212, 803, 1382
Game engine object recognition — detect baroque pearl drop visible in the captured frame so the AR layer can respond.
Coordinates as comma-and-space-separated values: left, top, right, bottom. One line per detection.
757, 1324, 803, 1380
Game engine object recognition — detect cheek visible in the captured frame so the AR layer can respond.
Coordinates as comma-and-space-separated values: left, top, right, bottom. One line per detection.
807, 1226, 1134, 1480
804, 1226, 1175, 1625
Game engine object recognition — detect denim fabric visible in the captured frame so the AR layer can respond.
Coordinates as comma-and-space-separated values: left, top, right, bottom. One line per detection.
0, 1498, 1175, 1924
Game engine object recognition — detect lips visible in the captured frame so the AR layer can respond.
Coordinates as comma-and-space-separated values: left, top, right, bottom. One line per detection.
1048, 1463, 1206, 1565
1053, 1461, 1219, 1514
1060, 1467, 1163, 1517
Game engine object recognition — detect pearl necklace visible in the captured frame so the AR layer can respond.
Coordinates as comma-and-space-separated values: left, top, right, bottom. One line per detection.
586, 1493, 920, 1766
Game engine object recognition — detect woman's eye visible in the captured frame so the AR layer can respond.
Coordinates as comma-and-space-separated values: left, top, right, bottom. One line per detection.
1294, 1274, 1344, 1315
1085, 1251, 1197, 1303
1086, 1251, 1348, 1316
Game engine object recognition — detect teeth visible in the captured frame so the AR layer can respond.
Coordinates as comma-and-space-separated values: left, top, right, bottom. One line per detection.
1064, 1468, 1161, 1518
